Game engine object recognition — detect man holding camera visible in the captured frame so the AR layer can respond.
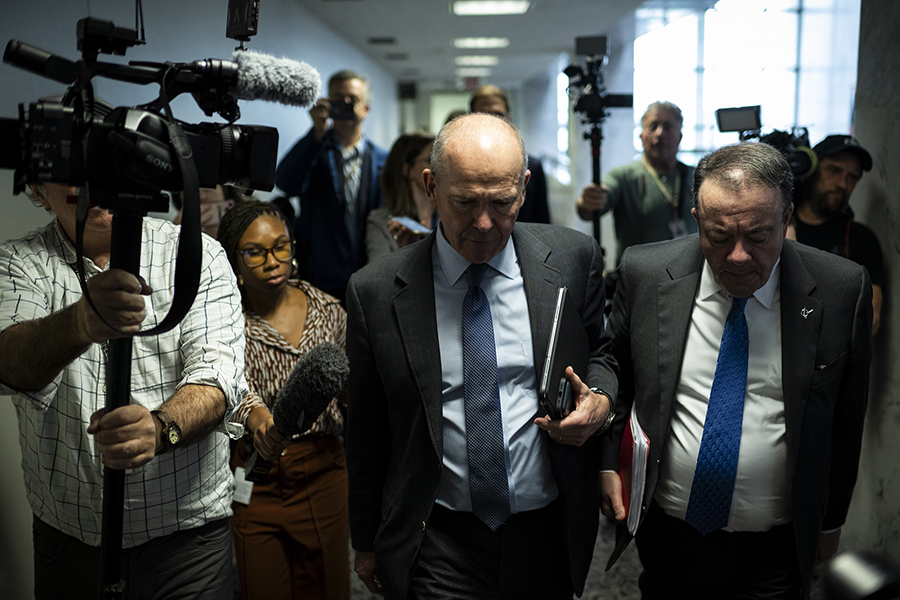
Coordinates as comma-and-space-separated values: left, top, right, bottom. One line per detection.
276, 69, 388, 303
575, 100, 697, 269
792, 134, 884, 336
0, 170, 247, 598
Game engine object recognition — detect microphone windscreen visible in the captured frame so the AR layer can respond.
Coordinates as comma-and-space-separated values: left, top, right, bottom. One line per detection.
271, 341, 349, 436
232, 49, 321, 108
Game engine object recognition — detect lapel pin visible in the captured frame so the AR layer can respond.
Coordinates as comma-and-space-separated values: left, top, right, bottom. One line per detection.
801, 307, 814, 319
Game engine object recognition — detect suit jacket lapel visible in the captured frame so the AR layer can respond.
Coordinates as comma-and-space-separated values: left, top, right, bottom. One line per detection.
392, 235, 445, 458
778, 241, 822, 476
513, 228, 560, 390
654, 241, 704, 476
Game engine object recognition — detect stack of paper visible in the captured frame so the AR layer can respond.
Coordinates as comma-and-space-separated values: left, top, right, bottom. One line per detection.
617, 408, 649, 535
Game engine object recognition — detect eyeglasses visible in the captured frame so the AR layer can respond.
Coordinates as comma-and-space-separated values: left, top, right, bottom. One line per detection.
239, 242, 294, 268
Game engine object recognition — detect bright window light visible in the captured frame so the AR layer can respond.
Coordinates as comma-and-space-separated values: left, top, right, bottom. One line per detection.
453, 37, 510, 49
454, 55, 500, 66
452, 1, 530, 16
455, 67, 493, 77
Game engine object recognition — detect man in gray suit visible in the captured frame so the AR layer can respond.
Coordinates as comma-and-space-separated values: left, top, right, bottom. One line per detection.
601, 142, 872, 598
346, 113, 618, 599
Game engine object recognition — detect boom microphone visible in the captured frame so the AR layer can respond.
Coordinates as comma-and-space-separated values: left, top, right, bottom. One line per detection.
4, 42, 321, 112
244, 342, 349, 482
231, 49, 321, 108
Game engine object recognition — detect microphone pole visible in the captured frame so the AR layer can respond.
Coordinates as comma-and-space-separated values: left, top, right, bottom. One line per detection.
99, 208, 144, 600
588, 123, 603, 246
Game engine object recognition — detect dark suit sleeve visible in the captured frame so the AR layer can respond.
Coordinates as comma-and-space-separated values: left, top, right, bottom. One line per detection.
822, 267, 872, 530
275, 128, 323, 196
345, 276, 392, 552
519, 156, 551, 224
582, 235, 618, 395
601, 248, 635, 471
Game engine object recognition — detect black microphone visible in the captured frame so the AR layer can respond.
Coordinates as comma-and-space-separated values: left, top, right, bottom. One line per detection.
244, 342, 349, 482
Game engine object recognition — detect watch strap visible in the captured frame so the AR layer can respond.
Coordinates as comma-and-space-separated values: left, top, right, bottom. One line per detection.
588, 387, 616, 436
151, 410, 180, 453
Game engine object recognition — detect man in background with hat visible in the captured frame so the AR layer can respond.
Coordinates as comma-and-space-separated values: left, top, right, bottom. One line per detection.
793, 134, 884, 335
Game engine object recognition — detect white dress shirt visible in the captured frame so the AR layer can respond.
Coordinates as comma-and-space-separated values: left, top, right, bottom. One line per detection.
432, 226, 557, 514
655, 258, 791, 531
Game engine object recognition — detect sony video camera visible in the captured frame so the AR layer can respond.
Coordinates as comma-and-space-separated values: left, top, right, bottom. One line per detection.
0, 16, 278, 210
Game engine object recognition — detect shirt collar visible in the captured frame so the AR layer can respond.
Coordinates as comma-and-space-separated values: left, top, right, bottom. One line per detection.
698, 256, 781, 310
339, 136, 365, 159
434, 223, 517, 287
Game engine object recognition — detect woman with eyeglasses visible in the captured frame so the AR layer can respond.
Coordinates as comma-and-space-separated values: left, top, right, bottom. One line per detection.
217, 200, 350, 600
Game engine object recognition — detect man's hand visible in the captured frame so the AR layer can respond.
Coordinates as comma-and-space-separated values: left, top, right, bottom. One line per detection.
246, 406, 288, 461
534, 366, 611, 446
75, 269, 152, 345
354, 550, 383, 595
310, 98, 332, 142
600, 471, 626, 522
575, 183, 609, 220
816, 530, 841, 565
87, 405, 158, 470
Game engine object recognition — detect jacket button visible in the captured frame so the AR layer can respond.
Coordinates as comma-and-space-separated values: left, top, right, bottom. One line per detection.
422, 521, 426, 531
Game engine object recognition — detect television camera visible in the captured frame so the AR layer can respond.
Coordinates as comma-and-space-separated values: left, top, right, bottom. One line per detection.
715, 104, 818, 184
563, 35, 633, 247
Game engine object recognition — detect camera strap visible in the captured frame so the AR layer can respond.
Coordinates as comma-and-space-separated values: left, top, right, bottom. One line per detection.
71, 73, 203, 338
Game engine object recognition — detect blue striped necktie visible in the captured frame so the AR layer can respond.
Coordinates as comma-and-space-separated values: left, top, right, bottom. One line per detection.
685, 295, 750, 535
462, 263, 511, 531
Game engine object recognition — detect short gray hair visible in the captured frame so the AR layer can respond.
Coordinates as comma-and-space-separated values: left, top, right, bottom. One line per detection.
430, 113, 528, 187
641, 101, 683, 129
328, 69, 370, 103
692, 142, 794, 215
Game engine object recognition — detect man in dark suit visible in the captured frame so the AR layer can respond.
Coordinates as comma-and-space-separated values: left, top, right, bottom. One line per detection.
346, 113, 618, 599
601, 142, 872, 598
469, 84, 551, 224
275, 69, 388, 302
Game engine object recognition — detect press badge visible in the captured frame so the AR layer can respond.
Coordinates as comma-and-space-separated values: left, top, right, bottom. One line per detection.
233, 466, 254, 504
669, 218, 688, 239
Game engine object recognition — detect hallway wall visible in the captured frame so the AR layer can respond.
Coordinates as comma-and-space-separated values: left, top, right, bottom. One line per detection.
840, 0, 900, 563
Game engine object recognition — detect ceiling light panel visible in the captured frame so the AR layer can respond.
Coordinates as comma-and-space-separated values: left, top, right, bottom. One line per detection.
455, 67, 493, 77
452, 1, 531, 16
454, 55, 500, 66
453, 37, 510, 49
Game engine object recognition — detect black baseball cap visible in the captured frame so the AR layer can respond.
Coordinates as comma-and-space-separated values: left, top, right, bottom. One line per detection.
813, 134, 873, 171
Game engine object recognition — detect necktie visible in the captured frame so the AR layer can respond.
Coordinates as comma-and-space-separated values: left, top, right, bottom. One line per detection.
685, 295, 750, 535
462, 263, 511, 531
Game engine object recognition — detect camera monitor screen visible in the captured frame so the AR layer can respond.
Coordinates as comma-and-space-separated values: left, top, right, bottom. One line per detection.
716, 105, 761, 133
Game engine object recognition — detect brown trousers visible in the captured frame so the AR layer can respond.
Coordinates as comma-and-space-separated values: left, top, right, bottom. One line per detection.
231, 435, 351, 600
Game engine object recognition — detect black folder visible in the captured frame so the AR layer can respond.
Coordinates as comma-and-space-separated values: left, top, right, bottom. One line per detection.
538, 287, 589, 420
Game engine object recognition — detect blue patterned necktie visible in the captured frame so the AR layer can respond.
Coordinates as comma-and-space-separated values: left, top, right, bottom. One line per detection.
685, 295, 750, 535
462, 263, 511, 531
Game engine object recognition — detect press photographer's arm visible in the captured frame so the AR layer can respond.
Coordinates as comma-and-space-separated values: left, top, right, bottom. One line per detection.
0, 183, 231, 470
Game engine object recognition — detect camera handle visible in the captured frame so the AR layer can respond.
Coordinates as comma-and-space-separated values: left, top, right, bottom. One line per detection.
99, 211, 143, 600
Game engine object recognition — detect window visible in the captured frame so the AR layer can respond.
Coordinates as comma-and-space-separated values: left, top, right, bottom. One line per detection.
634, 0, 861, 164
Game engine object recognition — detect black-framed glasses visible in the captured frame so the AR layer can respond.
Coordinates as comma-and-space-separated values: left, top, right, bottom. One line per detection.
239, 242, 294, 268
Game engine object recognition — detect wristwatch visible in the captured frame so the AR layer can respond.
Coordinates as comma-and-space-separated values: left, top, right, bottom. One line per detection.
151, 410, 182, 453
589, 387, 616, 436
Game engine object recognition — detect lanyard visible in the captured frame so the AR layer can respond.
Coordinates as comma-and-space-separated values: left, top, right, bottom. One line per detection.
643, 156, 681, 217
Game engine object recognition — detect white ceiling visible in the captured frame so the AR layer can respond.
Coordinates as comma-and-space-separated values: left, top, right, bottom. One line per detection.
295, 0, 716, 91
